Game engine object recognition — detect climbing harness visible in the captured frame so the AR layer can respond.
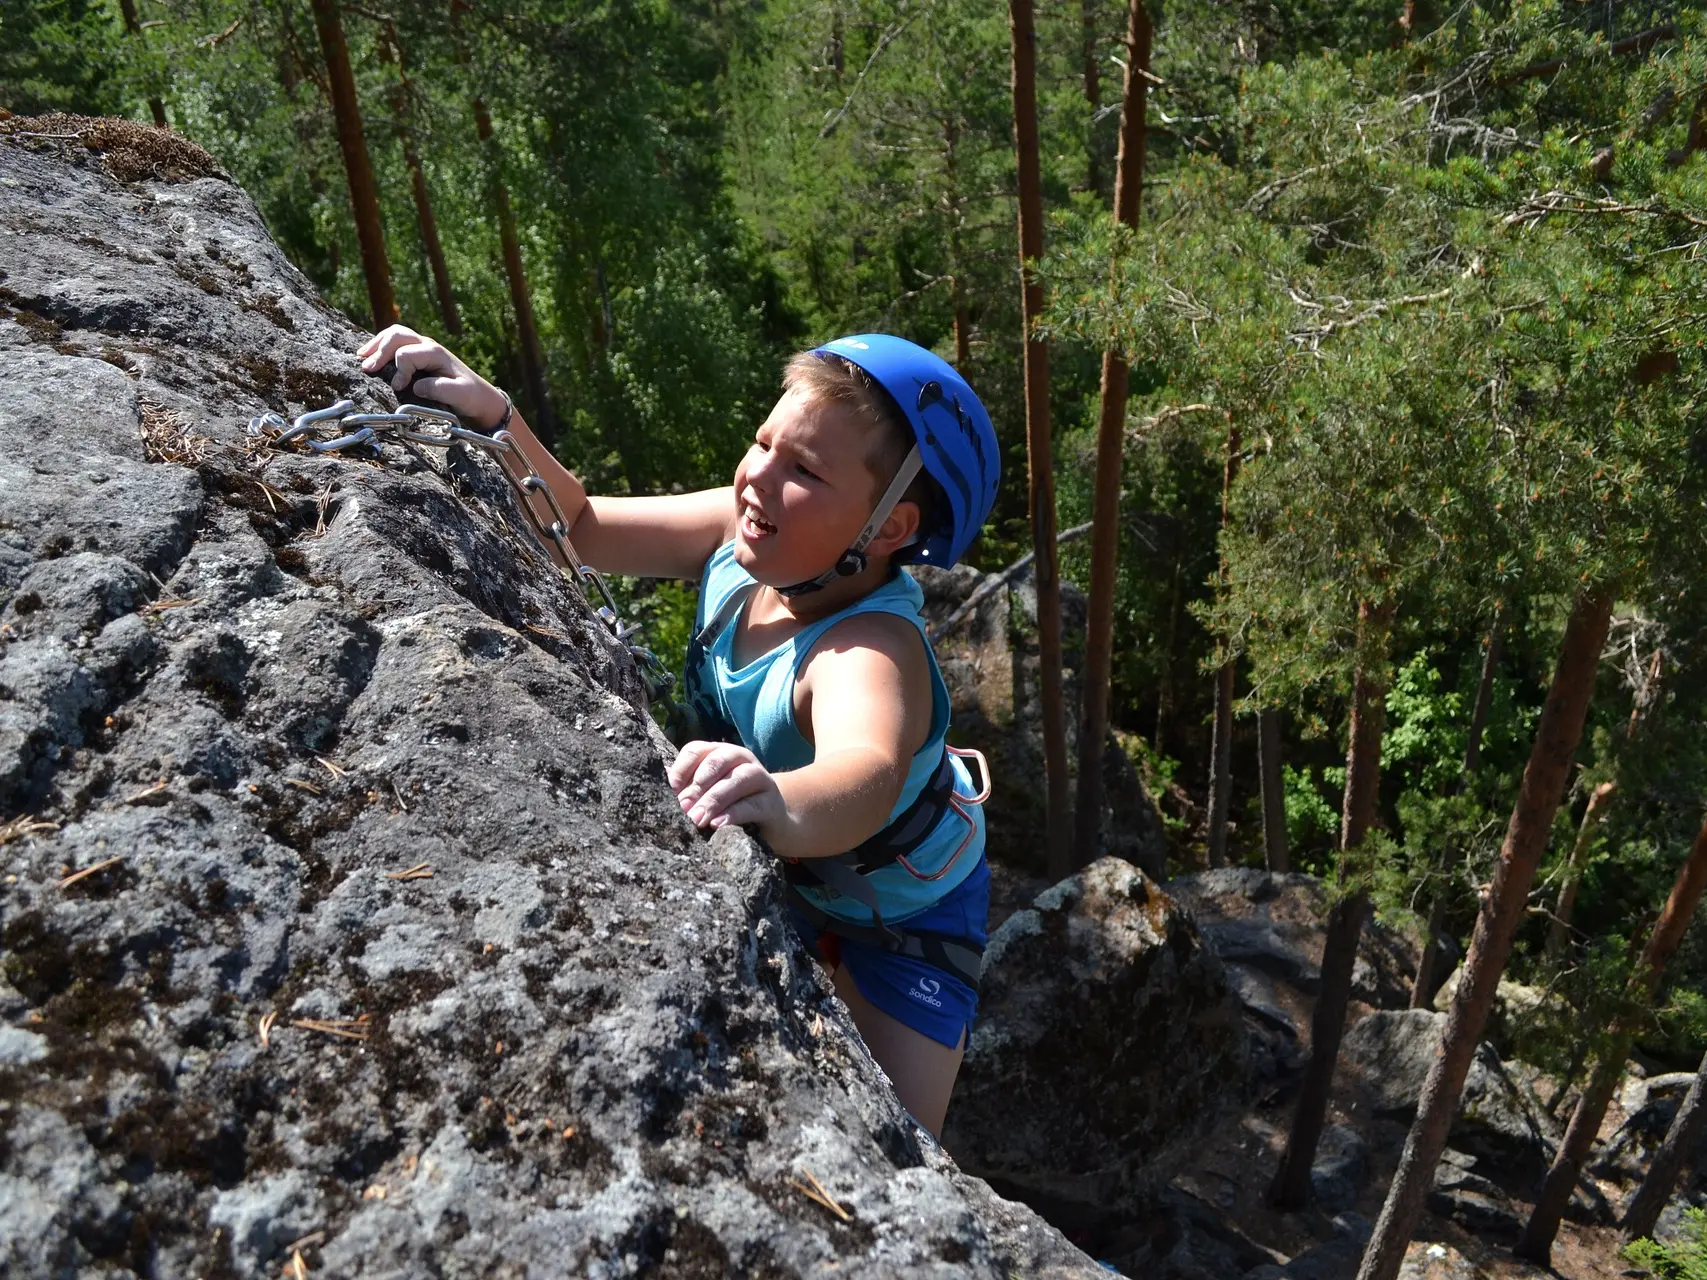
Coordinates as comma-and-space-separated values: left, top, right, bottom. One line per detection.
246, 397, 677, 708
684, 577, 991, 986
781, 742, 991, 991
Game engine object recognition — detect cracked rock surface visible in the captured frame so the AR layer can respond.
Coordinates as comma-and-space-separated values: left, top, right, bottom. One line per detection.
0, 123, 1099, 1278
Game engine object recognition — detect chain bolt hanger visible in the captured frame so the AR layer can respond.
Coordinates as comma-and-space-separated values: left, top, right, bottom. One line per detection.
247, 387, 674, 704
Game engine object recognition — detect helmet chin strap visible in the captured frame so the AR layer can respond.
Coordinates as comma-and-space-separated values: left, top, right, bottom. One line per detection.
777, 447, 924, 598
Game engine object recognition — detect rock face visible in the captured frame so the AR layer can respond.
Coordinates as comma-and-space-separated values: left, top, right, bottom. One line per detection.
913, 563, 1169, 881
1339, 1010, 1557, 1179
1595, 1071, 1707, 1185
0, 122, 1102, 1278
943, 857, 1248, 1224
1165, 868, 1417, 1092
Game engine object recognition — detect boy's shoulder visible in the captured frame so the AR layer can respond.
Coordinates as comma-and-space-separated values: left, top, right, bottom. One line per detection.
801, 573, 932, 671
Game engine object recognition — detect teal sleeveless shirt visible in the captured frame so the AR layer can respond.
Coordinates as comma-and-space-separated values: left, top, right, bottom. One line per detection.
682, 542, 985, 926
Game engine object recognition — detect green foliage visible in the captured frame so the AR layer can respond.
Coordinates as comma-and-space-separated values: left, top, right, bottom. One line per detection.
1, 0, 127, 114
1282, 764, 1339, 873
1382, 652, 1467, 792
1514, 932, 1635, 1078
610, 577, 698, 691
600, 245, 780, 493
1626, 1208, 1707, 1280
1653, 984, 1707, 1068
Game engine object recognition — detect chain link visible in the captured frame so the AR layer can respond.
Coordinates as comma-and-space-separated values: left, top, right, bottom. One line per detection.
248, 400, 677, 707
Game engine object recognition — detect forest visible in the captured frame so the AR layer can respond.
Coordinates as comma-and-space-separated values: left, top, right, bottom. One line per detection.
6, 0, 1707, 1273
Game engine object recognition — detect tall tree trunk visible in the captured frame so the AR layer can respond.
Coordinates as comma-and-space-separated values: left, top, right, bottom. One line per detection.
1073, 0, 1151, 870
451, 0, 552, 439
1358, 587, 1615, 1280
1621, 1043, 1707, 1243
1081, 0, 1102, 195
387, 27, 460, 338
1204, 422, 1242, 868
1009, 0, 1071, 878
1628, 647, 1665, 737
1413, 604, 1507, 1007
1462, 603, 1505, 776
944, 116, 971, 370
472, 94, 554, 441
1545, 779, 1620, 964
1259, 707, 1289, 873
1517, 813, 1707, 1264
1270, 597, 1392, 1209
951, 281, 972, 369
309, 0, 397, 332
116, 0, 169, 127
1409, 893, 1448, 1011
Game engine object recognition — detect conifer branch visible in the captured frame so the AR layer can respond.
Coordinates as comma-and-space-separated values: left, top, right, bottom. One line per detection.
1287, 288, 1453, 346
1504, 191, 1707, 229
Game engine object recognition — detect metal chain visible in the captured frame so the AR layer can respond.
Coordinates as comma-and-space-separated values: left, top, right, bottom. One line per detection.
247, 400, 677, 706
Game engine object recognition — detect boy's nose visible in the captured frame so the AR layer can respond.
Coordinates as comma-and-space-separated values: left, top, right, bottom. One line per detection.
746, 447, 778, 489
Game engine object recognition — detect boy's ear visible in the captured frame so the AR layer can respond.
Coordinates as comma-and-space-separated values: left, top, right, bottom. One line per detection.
867, 499, 922, 558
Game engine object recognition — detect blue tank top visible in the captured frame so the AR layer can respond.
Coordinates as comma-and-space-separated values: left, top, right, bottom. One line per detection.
682, 542, 985, 925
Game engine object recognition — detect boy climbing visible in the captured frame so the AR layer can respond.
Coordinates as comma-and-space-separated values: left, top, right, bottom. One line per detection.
358, 327, 997, 1137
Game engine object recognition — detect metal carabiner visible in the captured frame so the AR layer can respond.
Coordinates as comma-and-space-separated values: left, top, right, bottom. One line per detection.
277, 400, 356, 446
398, 425, 459, 447
339, 412, 415, 429
399, 403, 462, 427
308, 426, 379, 452
581, 567, 623, 622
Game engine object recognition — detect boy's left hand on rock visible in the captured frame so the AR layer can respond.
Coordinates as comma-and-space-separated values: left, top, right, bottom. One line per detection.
669, 741, 784, 832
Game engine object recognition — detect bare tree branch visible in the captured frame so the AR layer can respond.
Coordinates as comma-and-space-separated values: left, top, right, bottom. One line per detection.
820, 15, 917, 139
930, 522, 1094, 641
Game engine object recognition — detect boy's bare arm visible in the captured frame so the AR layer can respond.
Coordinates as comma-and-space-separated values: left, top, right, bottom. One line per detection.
360, 326, 734, 579
669, 615, 933, 858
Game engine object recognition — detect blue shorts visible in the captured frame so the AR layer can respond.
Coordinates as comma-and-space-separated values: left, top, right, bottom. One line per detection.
790, 857, 990, 1049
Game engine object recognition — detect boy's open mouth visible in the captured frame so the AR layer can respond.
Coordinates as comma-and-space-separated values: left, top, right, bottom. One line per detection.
740, 502, 777, 538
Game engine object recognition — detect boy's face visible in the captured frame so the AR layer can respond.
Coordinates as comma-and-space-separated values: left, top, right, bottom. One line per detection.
731, 388, 891, 586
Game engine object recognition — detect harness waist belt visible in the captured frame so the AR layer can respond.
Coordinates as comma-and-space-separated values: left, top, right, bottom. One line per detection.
787, 885, 984, 992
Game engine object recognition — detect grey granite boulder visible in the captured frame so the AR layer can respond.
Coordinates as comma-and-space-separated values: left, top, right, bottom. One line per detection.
0, 119, 1101, 1279
943, 857, 1249, 1222
1339, 1009, 1556, 1180
1166, 868, 1417, 1093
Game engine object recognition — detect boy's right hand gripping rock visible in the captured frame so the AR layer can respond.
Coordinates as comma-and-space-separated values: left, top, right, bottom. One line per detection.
359, 325, 509, 432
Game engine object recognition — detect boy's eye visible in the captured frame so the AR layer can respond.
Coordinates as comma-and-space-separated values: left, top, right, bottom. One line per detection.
795, 463, 822, 481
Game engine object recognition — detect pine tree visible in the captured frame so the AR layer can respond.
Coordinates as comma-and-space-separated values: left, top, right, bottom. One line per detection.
1518, 812, 1707, 1263
1074, 0, 1150, 869
308, 0, 397, 330
1010, 0, 1072, 875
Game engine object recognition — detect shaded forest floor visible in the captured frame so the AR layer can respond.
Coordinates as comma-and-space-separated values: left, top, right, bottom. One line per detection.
1169, 1073, 1632, 1279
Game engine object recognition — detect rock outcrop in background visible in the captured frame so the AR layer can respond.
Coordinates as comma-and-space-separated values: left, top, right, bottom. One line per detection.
914, 563, 1169, 883
0, 119, 1102, 1278
945, 858, 1249, 1227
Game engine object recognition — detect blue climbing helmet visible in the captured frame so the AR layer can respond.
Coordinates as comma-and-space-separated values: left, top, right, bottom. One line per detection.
781, 334, 999, 596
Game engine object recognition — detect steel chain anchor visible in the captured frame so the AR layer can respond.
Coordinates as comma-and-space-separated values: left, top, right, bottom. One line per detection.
248, 400, 677, 707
